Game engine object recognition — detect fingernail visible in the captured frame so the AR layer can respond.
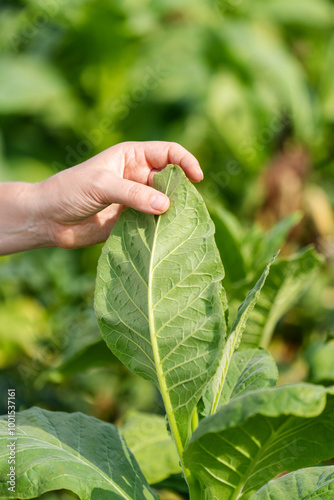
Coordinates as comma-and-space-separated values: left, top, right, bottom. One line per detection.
197, 165, 204, 179
150, 194, 169, 211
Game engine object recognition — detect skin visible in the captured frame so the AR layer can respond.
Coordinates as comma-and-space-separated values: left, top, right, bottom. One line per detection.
0, 141, 203, 255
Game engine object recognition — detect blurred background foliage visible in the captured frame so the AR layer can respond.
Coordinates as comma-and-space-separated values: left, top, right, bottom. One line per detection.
0, 1, 334, 497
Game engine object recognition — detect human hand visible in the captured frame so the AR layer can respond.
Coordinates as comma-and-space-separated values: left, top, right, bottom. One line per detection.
14, 141, 202, 252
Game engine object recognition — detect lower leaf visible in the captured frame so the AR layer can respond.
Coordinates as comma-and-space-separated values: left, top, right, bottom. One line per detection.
200, 348, 278, 415
0, 407, 158, 500
121, 412, 181, 484
184, 385, 334, 500
250, 466, 334, 499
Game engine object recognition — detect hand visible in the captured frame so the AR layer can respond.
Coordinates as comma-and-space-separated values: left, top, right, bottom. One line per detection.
0, 141, 203, 254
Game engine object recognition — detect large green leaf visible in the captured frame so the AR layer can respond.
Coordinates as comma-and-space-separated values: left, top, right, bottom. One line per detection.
184, 385, 334, 500
201, 348, 278, 417
0, 407, 157, 500
206, 257, 275, 415
95, 165, 226, 454
250, 466, 334, 500
122, 412, 181, 484
240, 247, 322, 348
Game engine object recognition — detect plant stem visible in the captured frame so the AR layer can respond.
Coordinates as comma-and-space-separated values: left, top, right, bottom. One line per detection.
147, 168, 204, 498
186, 473, 204, 500
210, 332, 235, 414
191, 407, 199, 432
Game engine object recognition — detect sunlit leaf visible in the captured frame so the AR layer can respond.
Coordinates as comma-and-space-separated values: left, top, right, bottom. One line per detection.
95, 165, 227, 451
241, 247, 323, 348
219, 348, 278, 404
185, 385, 334, 499
206, 257, 275, 414
250, 466, 334, 500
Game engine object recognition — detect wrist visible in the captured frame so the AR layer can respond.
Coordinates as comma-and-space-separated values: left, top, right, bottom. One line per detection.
0, 182, 54, 255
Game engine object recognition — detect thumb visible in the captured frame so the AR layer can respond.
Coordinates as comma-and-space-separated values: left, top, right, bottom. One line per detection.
99, 177, 170, 214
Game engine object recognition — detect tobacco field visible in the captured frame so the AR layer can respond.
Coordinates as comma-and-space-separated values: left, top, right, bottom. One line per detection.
0, 1, 334, 499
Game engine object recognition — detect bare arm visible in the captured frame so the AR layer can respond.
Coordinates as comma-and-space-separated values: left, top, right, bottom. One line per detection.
0, 141, 203, 255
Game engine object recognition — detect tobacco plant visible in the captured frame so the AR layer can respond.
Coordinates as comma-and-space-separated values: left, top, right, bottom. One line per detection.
0, 165, 333, 500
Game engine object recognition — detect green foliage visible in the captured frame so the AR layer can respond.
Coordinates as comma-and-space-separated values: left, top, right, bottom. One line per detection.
212, 348, 279, 407
307, 340, 334, 384
0, 170, 330, 500
0, 407, 158, 500
184, 385, 334, 499
0, 0, 333, 197
240, 247, 323, 349
250, 466, 334, 500
209, 205, 323, 348
122, 412, 181, 484
204, 256, 276, 416
0, 2, 333, 498
95, 165, 227, 452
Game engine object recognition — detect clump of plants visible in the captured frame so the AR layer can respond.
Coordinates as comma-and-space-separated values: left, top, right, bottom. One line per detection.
1, 166, 333, 500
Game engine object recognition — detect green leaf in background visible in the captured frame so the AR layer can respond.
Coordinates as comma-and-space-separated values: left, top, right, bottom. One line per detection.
244, 212, 302, 272
95, 165, 226, 456
0, 407, 158, 500
184, 385, 334, 500
47, 339, 118, 380
208, 202, 247, 285
122, 412, 181, 484
206, 257, 275, 415
200, 348, 278, 417
321, 34, 334, 121
219, 348, 279, 405
219, 22, 315, 142
0, 296, 51, 369
307, 340, 334, 384
250, 466, 334, 500
250, 0, 334, 27
208, 208, 301, 288
44, 325, 118, 382
0, 56, 78, 125
240, 247, 323, 348
207, 72, 261, 170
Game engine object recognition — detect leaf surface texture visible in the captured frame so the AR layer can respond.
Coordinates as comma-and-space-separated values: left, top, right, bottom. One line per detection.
95, 165, 226, 448
0, 407, 157, 500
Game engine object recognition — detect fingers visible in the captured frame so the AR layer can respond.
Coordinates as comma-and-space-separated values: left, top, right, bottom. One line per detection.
125, 141, 203, 183
147, 168, 161, 187
99, 177, 170, 215
165, 142, 203, 182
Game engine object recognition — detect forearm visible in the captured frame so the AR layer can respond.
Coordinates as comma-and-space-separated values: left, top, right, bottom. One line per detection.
0, 143, 202, 254
0, 182, 51, 256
